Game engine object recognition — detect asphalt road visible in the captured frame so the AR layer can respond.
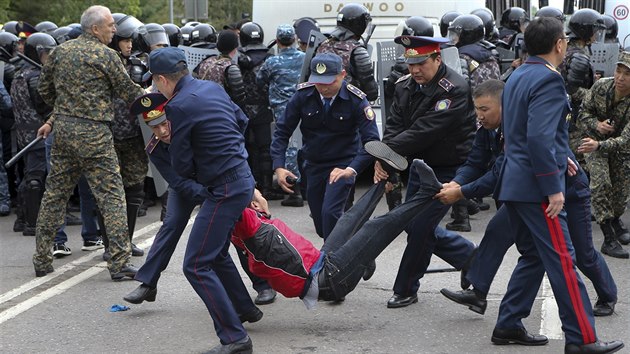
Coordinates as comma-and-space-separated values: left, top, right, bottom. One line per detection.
1, 180, 628, 354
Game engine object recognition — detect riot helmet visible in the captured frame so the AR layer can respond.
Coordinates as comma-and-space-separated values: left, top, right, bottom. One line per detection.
602, 14, 618, 41
51, 26, 72, 44
500, 7, 529, 32
440, 11, 462, 37
180, 24, 197, 46
535, 6, 565, 23
67, 23, 82, 40
239, 22, 264, 47
184, 21, 201, 28
568, 8, 606, 42
134, 23, 169, 54
448, 14, 485, 47
331, 3, 372, 40
471, 8, 495, 40
3, 21, 18, 35
162, 23, 183, 47
35, 21, 58, 35
24, 32, 57, 65
0, 32, 18, 60
396, 16, 434, 37
190, 24, 217, 47
293, 17, 320, 45
110, 13, 144, 52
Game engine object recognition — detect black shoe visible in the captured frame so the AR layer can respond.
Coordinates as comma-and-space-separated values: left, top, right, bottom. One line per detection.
601, 239, 629, 259
22, 225, 36, 236
387, 293, 418, 308
364, 141, 408, 171
131, 243, 144, 257
13, 218, 24, 232
446, 219, 471, 232
593, 298, 616, 317
65, 212, 82, 226
281, 194, 304, 207
102, 250, 111, 262
460, 247, 478, 290
474, 197, 490, 211
565, 341, 624, 354
612, 218, 630, 245
254, 289, 277, 305
238, 307, 263, 323
363, 260, 376, 281
35, 264, 54, 277
466, 199, 480, 215
110, 264, 138, 281
440, 288, 487, 315
262, 189, 285, 201
124, 284, 157, 304
137, 207, 147, 217
491, 327, 549, 346
204, 336, 253, 354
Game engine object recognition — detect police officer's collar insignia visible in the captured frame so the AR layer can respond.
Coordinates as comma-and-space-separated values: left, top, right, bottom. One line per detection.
141, 97, 152, 107
316, 63, 327, 75
364, 106, 375, 120
545, 63, 559, 74
435, 99, 451, 111
566, 113, 572, 122
438, 78, 454, 92
401, 37, 411, 46
145, 135, 160, 154
347, 84, 366, 99
396, 73, 411, 84
297, 82, 315, 90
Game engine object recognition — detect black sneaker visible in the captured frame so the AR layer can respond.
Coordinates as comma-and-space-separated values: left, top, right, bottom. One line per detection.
364, 141, 408, 171
82, 238, 104, 251
52, 243, 72, 258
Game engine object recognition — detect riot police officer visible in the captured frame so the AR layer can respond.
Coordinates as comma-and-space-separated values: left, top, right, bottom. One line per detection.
470, 8, 498, 43
189, 23, 218, 49
134, 23, 169, 54
535, 6, 566, 23
498, 7, 529, 47
0, 31, 18, 220
293, 17, 320, 52
315, 3, 378, 101
162, 23, 183, 47
440, 11, 462, 38
34, 21, 58, 35
602, 14, 621, 46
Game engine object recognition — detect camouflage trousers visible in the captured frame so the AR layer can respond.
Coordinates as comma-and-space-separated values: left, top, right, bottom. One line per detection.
585, 150, 630, 224
0, 138, 9, 207
33, 117, 131, 273
114, 135, 148, 188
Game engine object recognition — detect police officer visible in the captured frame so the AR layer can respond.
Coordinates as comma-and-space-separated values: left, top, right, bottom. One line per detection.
0, 32, 18, 206
256, 24, 306, 207
439, 11, 461, 38
602, 14, 621, 47
293, 17, 320, 52
124, 92, 275, 308
271, 53, 380, 240
238, 22, 284, 201
34, 21, 58, 35
471, 8, 499, 43
498, 7, 529, 47
162, 23, 183, 47
315, 3, 378, 101
0, 82, 12, 216
377, 35, 476, 308
189, 23, 218, 49
146, 46, 256, 353
577, 51, 630, 259
195, 29, 245, 106
133, 23, 169, 54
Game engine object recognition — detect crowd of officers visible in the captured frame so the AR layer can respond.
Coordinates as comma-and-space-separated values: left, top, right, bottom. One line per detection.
0, 2, 628, 353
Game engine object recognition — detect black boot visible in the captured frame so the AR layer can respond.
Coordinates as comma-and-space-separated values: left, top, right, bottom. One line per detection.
126, 184, 145, 257
600, 220, 629, 259
160, 190, 168, 221
446, 201, 471, 232
23, 175, 45, 236
281, 181, 304, 207
611, 217, 630, 245
261, 174, 284, 200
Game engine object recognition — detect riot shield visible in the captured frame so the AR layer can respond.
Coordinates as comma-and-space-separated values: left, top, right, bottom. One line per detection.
441, 46, 462, 76
591, 42, 622, 78
178, 45, 219, 72
298, 30, 328, 83
377, 40, 402, 124
496, 46, 516, 74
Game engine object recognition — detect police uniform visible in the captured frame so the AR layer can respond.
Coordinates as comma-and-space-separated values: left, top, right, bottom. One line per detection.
0, 82, 11, 215
271, 53, 379, 239
382, 36, 476, 305
147, 47, 256, 347
496, 55, 597, 346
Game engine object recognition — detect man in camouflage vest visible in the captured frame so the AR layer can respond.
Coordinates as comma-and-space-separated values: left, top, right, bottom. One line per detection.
34, 5, 143, 279
577, 51, 630, 259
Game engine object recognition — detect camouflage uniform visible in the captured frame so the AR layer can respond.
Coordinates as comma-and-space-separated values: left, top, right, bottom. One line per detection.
35, 33, 144, 274
559, 41, 594, 162
317, 38, 362, 89
577, 77, 630, 223
196, 54, 245, 105
458, 43, 501, 90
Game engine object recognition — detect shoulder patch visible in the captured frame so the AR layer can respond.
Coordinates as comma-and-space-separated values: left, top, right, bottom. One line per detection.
364, 106, 375, 120
297, 82, 315, 90
396, 73, 411, 84
434, 99, 451, 111
438, 78, 455, 92
347, 84, 366, 99
145, 135, 160, 154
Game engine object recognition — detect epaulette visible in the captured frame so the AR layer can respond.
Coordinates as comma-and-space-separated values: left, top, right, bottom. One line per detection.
346, 84, 366, 99
297, 82, 315, 90
396, 73, 411, 84
145, 135, 160, 154
438, 78, 455, 92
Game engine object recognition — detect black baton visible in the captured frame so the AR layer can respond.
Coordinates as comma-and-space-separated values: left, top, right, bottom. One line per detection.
5, 136, 44, 168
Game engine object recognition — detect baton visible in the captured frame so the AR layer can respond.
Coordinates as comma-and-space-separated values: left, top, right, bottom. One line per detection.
425, 267, 458, 274
5, 136, 44, 168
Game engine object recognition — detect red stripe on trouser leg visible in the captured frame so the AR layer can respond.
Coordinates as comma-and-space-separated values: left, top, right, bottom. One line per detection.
541, 203, 596, 344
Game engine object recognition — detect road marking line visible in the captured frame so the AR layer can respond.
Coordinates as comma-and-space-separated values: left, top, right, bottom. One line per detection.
540, 275, 564, 340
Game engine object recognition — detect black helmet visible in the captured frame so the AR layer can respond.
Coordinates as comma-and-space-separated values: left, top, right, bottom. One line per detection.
602, 14, 618, 41
24, 32, 57, 65
239, 22, 264, 47
334, 3, 372, 39
180, 24, 197, 46
184, 21, 201, 28
0, 32, 18, 61
3, 21, 18, 35
35, 21, 58, 35
471, 8, 495, 40
162, 23, 183, 47
51, 26, 72, 44
112, 13, 144, 39
535, 6, 566, 23
190, 24, 217, 47
448, 14, 485, 47
396, 16, 433, 37
440, 11, 462, 37
568, 8, 606, 42
500, 7, 529, 32
133, 23, 169, 54
67, 23, 82, 40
